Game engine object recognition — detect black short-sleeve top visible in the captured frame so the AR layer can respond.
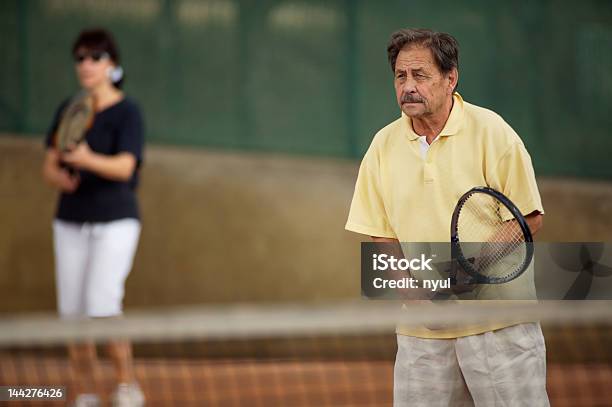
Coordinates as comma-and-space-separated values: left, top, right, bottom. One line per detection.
45, 97, 144, 223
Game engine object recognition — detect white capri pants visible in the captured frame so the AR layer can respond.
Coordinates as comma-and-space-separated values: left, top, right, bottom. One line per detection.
53, 218, 141, 318
394, 322, 549, 407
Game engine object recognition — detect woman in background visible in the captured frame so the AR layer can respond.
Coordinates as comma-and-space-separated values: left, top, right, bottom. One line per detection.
42, 28, 145, 407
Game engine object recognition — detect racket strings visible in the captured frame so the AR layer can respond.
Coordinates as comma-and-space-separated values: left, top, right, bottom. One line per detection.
457, 193, 526, 278
57, 93, 94, 151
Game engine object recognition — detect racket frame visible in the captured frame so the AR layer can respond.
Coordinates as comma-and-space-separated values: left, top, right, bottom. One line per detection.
450, 186, 534, 285
56, 91, 94, 152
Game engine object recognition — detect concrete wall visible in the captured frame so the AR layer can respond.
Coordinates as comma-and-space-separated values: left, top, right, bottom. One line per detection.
1, 135, 611, 312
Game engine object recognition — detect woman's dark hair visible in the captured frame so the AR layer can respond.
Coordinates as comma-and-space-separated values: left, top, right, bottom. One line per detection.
387, 28, 459, 76
72, 28, 123, 88
72, 28, 120, 64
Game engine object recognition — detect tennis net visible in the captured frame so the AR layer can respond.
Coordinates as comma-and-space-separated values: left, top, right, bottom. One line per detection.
1, 301, 611, 406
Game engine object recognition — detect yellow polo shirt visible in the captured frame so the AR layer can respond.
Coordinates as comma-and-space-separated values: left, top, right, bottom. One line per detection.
345, 93, 544, 338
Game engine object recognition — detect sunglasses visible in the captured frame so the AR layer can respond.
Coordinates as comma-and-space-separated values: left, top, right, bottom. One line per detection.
73, 50, 110, 63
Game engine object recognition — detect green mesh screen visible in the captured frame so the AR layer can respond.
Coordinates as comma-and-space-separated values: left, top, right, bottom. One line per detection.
1, 0, 611, 177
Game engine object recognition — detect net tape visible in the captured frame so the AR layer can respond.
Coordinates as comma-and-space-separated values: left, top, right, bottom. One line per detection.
1, 301, 611, 346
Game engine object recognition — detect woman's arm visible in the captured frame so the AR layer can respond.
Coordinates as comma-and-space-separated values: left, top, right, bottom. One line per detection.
61, 142, 136, 182
42, 148, 80, 193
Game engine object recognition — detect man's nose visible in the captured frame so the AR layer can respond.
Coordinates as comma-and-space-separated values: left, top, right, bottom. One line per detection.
402, 79, 417, 94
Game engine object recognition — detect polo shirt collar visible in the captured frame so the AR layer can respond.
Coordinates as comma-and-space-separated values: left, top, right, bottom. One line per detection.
402, 92, 465, 141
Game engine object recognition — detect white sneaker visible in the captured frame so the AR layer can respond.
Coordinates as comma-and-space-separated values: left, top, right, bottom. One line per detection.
72, 393, 101, 407
111, 383, 145, 407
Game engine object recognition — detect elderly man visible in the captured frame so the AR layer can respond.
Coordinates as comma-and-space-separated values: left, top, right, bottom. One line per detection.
346, 28, 548, 406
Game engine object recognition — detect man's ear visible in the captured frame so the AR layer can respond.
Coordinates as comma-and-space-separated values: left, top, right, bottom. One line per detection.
447, 67, 459, 94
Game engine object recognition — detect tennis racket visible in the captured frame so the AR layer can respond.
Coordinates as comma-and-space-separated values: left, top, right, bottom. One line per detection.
55, 91, 94, 152
449, 186, 534, 285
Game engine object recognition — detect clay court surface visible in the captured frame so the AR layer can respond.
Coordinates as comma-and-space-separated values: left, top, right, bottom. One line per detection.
2, 355, 611, 406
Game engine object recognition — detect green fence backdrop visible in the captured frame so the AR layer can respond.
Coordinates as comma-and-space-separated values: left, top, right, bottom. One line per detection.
1, 0, 611, 178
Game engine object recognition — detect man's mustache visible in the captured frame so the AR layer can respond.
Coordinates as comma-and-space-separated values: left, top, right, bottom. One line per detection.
401, 94, 424, 103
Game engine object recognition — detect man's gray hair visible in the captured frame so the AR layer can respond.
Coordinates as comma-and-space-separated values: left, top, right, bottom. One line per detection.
387, 28, 459, 75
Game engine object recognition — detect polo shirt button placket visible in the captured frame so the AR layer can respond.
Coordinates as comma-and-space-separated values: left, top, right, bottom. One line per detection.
423, 145, 435, 183
424, 162, 434, 184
